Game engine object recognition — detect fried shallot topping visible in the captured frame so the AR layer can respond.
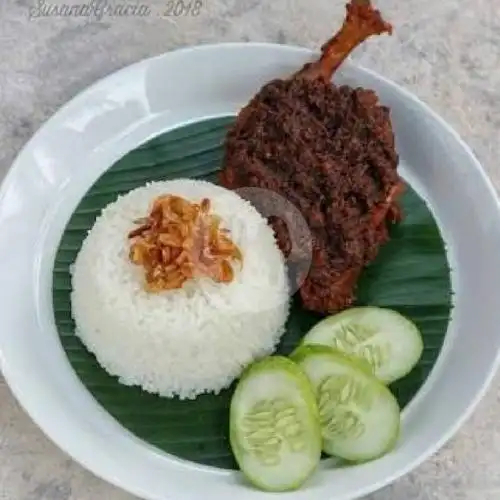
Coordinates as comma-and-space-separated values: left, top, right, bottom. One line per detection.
128, 194, 243, 292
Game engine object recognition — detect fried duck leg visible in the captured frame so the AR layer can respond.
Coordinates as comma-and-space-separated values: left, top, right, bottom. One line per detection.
220, 0, 404, 314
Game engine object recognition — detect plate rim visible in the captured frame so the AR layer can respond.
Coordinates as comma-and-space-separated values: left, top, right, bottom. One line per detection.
1, 41, 500, 500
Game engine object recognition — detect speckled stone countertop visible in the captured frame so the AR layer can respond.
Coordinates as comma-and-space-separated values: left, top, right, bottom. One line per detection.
1, 0, 499, 498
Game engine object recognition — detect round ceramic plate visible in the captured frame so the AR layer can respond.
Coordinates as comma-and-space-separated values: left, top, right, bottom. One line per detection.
1, 43, 500, 500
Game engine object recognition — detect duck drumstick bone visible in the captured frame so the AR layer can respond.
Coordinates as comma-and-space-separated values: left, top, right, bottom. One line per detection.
298, 0, 393, 81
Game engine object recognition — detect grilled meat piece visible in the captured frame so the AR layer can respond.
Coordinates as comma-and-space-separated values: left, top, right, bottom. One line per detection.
220, 0, 405, 313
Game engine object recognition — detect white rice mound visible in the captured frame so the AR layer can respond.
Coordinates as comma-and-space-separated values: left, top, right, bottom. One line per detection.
70, 179, 290, 400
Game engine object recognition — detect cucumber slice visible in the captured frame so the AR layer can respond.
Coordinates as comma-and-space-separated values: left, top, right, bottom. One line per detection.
229, 356, 322, 492
291, 345, 400, 462
300, 306, 424, 384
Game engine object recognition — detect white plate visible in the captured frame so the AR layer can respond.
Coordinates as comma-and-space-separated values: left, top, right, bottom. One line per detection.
1, 43, 500, 500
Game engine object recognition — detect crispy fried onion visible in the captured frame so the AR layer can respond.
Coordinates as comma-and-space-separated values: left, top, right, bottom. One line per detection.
128, 194, 243, 292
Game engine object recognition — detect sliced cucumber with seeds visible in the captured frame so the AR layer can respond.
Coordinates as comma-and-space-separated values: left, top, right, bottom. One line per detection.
229, 356, 322, 492
291, 345, 400, 462
300, 306, 424, 384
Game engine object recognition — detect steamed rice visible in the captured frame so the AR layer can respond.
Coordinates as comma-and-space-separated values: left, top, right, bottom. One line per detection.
70, 179, 290, 399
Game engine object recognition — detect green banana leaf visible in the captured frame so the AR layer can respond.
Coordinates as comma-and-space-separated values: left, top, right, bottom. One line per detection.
52, 116, 452, 469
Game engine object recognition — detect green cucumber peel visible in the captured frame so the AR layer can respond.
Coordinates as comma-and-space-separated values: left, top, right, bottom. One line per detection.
229, 356, 322, 492
300, 306, 424, 384
291, 346, 401, 462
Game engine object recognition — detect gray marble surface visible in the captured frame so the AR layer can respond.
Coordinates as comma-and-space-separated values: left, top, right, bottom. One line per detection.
0, 0, 499, 498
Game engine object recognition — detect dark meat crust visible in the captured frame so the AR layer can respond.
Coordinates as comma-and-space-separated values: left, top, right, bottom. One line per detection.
220, 76, 403, 313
